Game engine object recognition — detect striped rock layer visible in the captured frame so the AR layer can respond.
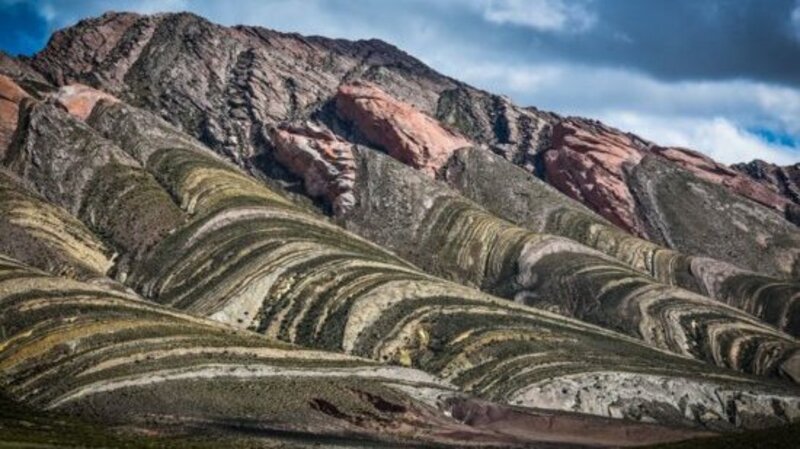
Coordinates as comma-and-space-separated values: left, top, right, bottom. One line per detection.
23, 11, 800, 279
0, 255, 522, 447
68, 100, 800, 431
0, 107, 725, 447
272, 114, 800, 344
443, 148, 800, 339
338, 147, 800, 385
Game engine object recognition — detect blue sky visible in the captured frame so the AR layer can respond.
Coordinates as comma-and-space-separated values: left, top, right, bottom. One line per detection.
2, 0, 800, 165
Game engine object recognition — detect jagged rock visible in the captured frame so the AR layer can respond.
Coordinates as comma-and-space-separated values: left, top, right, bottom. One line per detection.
29, 11, 460, 171
335, 81, 472, 176
543, 118, 649, 236
436, 86, 556, 173
268, 122, 356, 215
0, 75, 28, 158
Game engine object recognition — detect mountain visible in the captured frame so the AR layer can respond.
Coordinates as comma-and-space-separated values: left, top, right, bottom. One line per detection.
0, 10, 799, 448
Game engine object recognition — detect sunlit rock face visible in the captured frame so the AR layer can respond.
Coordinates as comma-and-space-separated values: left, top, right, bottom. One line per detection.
335, 81, 472, 177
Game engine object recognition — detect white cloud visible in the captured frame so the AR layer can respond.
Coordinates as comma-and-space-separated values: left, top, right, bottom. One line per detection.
479, 0, 596, 32
598, 112, 798, 165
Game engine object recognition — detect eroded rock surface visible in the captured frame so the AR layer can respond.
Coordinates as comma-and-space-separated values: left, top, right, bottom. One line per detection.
543, 118, 647, 235
49, 84, 118, 120
0, 75, 29, 158
269, 122, 357, 214
335, 81, 472, 176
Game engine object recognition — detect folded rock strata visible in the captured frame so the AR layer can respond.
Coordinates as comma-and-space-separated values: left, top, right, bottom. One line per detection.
6, 97, 186, 265
443, 148, 800, 338
338, 146, 800, 383
0, 255, 523, 447
62, 100, 800, 431
24, 12, 800, 280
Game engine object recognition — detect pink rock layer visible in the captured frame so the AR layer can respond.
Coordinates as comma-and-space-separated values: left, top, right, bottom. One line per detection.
269, 122, 357, 215
50, 84, 119, 121
544, 118, 648, 236
653, 146, 793, 215
0, 75, 30, 158
335, 81, 472, 177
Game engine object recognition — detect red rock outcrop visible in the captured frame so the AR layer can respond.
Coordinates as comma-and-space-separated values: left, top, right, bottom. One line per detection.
0, 75, 30, 158
653, 146, 794, 217
732, 159, 800, 208
49, 84, 118, 120
335, 82, 472, 177
543, 118, 647, 236
269, 123, 356, 215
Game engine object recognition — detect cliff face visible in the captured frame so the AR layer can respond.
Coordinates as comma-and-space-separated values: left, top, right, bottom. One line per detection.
1, 10, 800, 448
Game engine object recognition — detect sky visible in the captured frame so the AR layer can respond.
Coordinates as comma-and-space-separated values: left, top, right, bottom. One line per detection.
1, 0, 800, 165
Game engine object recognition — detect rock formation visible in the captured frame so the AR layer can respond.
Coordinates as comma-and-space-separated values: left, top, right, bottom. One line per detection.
335, 81, 472, 176
0, 10, 799, 447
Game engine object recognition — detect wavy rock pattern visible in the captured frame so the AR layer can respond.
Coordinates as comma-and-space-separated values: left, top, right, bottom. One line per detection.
6, 98, 185, 263
340, 147, 800, 384
0, 170, 111, 278
444, 148, 800, 338
0, 255, 515, 447
79, 101, 800, 430
26, 12, 800, 283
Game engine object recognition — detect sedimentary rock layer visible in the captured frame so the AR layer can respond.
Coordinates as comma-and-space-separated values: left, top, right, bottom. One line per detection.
6, 97, 185, 262
335, 82, 471, 176
0, 255, 514, 447
444, 148, 800, 338
339, 146, 800, 384
81, 101, 800, 430
26, 12, 800, 281
0, 169, 111, 278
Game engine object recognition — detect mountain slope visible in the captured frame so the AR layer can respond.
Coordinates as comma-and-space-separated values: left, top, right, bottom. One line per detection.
1, 10, 800, 448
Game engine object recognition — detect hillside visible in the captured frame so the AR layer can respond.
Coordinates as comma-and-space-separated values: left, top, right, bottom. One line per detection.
0, 11, 799, 448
